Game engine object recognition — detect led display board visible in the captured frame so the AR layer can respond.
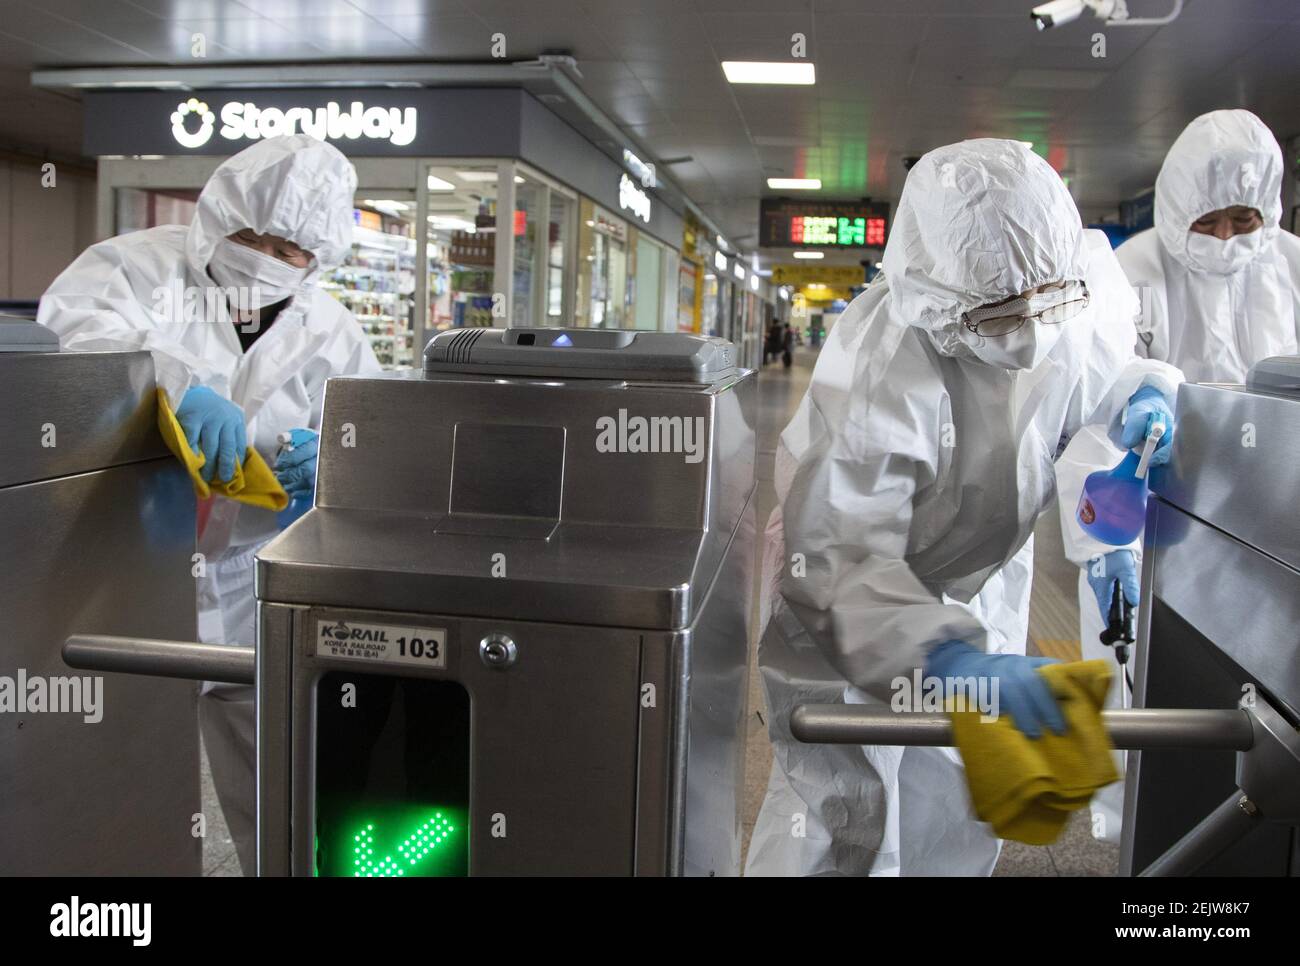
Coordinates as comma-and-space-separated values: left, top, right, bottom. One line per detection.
760, 199, 889, 248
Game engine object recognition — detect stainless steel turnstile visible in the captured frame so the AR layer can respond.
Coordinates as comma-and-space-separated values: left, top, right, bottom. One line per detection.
1121, 357, 1300, 876
790, 356, 1300, 877
2, 319, 200, 874
68, 328, 758, 876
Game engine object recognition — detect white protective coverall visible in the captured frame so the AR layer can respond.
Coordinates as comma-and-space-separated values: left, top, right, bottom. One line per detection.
39, 134, 381, 872
745, 139, 1181, 877
1056, 109, 1300, 842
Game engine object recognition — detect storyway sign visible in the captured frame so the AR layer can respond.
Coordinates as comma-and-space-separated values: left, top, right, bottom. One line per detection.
82, 88, 525, 158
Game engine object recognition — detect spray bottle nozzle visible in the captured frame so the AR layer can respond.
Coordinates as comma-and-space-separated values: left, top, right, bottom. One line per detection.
1099, 579, 1136, 664
1134, 415, 1166, 480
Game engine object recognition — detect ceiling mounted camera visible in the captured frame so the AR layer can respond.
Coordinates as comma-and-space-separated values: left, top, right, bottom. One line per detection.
1031, 1, 1181, 31
1031, 0, 1088, 30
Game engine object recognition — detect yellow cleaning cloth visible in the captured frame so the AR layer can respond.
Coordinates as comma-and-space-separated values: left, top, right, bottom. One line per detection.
155, 388, 289, 511
951, 659, 1119, 846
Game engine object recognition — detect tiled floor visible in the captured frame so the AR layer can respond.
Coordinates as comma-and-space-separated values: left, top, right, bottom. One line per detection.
200, 735, 243, 876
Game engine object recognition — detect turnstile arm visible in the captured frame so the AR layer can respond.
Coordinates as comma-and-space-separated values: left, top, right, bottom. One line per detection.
790, 705, 1255, 751
792, 699, 1300, 878
1137, 793, 1262, 877
63, 634, 255, 685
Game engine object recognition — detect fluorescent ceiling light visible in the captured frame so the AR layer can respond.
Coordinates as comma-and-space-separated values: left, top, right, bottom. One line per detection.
456, 170, 498, 182
767, 177, 821, 190
793, 251, 824, 259
427, 174, 455, 191
514, 176, 525, 184
722, 61, 816, 85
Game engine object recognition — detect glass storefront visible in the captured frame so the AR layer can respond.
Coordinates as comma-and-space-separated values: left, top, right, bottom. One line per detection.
423, 163, 500, 334
676, 259, 700, 332
576, 199, 629, 328
509, 167, 576, 327
327, 198, 419, 369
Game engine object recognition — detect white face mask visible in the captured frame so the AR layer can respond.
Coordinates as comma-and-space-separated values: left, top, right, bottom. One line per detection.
1185, 230, 1265, 276
960, 320, 1064, 370
208, 236, 309, 309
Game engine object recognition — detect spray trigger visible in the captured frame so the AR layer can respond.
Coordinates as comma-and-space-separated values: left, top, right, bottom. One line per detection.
1134, 415, 1165, 480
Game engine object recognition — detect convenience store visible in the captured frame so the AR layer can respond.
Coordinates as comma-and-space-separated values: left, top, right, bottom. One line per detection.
82, 87, 691, 368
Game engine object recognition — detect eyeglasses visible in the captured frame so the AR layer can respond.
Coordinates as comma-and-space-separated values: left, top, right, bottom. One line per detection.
962, 281, 1090, 337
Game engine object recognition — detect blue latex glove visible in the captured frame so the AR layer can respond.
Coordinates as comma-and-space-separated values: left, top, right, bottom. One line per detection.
924, 640, 1066, 739
175, 385, 247, 483
274, 428, 319, 498
1086, 549, 1140, 623
1121, 385, 1174, 466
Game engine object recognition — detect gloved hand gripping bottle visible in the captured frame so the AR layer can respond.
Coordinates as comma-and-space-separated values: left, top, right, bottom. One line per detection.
1076, 415, 1166, 546
276, 430, 312, 528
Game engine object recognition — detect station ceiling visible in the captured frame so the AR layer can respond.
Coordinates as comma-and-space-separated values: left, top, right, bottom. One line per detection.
4, 0, 1300, 256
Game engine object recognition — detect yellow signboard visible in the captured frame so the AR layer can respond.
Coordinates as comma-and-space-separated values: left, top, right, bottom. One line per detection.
771, 263, 866, 288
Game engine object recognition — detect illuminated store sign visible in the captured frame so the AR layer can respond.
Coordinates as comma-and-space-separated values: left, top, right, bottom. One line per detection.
622, 148, 657, 188
618, 173, 652, 223
170, 97, 418, 149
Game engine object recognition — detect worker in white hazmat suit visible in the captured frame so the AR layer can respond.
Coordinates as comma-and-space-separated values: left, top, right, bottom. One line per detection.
1056, 109, 1300, 843
745, 139, 1182, 877
38, 134, 381, 873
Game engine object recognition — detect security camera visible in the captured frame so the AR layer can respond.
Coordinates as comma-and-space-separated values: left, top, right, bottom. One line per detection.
903, 155, 922, 171
1031, 0, 1126, 30
1031, 0, 1086, 30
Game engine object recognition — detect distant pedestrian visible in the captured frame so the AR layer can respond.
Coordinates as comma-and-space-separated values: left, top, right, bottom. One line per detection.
764, 321, 783, 365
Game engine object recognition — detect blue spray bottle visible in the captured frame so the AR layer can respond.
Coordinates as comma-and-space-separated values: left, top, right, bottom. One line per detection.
1076, 415, 1166, 546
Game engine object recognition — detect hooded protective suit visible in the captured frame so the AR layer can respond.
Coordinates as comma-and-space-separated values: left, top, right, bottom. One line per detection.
1055, 109, 1300, 841
745, 140, 1181, 876
38, 135, 381, 872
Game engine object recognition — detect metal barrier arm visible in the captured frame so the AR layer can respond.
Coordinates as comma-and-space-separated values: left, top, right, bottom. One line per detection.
790, 705, 1255, 751
791, 700, 1300, 878
63, 635, 255, 685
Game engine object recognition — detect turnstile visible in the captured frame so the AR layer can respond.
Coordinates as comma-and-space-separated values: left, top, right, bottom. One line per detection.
253, 328, 757, 876
1121, 357, 1300, 876
2, 319, 200, 874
